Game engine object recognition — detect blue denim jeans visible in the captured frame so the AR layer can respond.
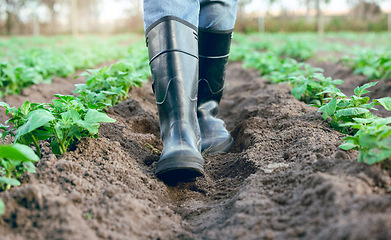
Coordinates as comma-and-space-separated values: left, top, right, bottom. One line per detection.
143, 0, 238, 31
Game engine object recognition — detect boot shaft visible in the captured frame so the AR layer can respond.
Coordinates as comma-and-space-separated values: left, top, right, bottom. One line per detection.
198, 29, 233, 109
145, 16, 200, 143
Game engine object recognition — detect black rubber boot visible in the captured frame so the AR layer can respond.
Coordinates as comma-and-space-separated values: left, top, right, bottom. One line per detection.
197, 28, 234, 154
146, 16, 204, 182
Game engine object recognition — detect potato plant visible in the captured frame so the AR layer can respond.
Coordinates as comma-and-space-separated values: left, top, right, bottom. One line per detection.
74, 45, 149, 106
317, 82, 382, 134
0, 38, 151, 217
340, 117, 391, 165
0, 143, 39, 215
0, 35, 135, 98
233, 34, 391, 166
1, 95, 116, 156
0, 143, 39, 191
342, 50, 391, 80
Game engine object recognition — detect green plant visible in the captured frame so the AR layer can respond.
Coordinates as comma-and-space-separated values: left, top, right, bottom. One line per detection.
0, 143, 39, 216
340, 117, 391, 164
0, 198, 4, 215
277, 39, 315, 61
74, 46, 149, 106
0, 101, 48, 157
0, 144, 39, 191
1, 95, 116, 156
317, 82, 385, 134
0, 34, 135, 98
342, 50, 391, 80
290, 73, 344, 105
318, 82, 391, 135
231, 33, 391, 166
0, 41, 150, 157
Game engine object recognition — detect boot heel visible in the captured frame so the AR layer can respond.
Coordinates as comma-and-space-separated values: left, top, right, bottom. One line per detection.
155, 156, 204, 182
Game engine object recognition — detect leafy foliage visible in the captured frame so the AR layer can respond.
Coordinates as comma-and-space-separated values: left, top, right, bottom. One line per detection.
0, 143, 40, 215
0, 36, 150, 216
1, 95, 116, 156
74, 46, 149, 106
0, 34, 134, 98
0, 144, 39, 191
318, 82, 380, 134
0, 41, 150, 157
232, 33, 391, 166
340, 117, 391, 165
277, 39, 315, 61
342, 50, 391, 80
290, 73, 343, 105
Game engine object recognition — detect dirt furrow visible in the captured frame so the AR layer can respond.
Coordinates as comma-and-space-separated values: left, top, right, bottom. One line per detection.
1, 62, 391, 240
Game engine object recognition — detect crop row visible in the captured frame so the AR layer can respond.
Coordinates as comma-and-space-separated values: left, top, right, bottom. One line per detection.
1, 33, 390, 214
342, 50, 391, 80
231, 34, 391, 166
0, 40, 149, 214
0, 34, 138, 99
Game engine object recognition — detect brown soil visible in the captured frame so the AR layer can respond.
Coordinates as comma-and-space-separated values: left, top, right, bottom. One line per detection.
1, 62, 391, 240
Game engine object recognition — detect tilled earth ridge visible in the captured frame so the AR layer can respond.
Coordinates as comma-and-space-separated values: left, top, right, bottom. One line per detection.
0, 62, 391, 239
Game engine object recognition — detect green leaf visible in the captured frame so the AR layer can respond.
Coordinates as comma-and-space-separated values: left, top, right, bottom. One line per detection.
352, 118, 374, 124
359, 148, 391, 165
0, 144, 39, 162
0, 102, 10, 109
0, 177, 21, 186
372, 117, 391, 126
331, 79, 344, 85
20, 100, 31, 115
376, 97, 391, 111
61, 111, 72, 121
23, 161, 37, 173
52, 99, 65, 110
319, 97, 337, 119
15, 110, 55, 142
54, 94, 76, 102
50, 140, 61, 155
335, 107, 370, 119
76, 120, 99, 134
70, 109, 81, 121
0, 198, 4, 215
358, 134, 378, 149
339, 141, 357, 150
84, 110, 116, 124
354, 82, 377, 97
54, 123, 64, 142
378, 137, 391, 149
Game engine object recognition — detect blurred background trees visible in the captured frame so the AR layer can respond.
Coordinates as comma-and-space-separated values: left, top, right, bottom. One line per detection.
0, 0, 389, 35
236, 0, 390, 32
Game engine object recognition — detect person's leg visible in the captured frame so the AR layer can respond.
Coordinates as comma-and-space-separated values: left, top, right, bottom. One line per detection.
199, 0, 238, 31
143, 0, 200, 30
143, 1, 204, 182
197, 0, 238, 154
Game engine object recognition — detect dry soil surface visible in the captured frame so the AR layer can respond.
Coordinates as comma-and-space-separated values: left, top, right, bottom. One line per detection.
1, 62, 391, 240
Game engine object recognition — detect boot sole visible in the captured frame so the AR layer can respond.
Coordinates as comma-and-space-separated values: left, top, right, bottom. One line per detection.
202, 136, 234, 155
155, 156, 204, 183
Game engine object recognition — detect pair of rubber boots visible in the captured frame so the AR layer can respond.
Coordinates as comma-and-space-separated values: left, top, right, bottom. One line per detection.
146, 16, 233, 182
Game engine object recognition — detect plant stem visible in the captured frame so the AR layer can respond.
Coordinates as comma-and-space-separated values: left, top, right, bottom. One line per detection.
51, 123, 65, 155
64, 134, 74, 152
5, 172, 11, 191
31, 134, 41, 158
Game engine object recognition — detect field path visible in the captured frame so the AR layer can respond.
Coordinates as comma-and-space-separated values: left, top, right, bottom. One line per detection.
1, 62, 391, 239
